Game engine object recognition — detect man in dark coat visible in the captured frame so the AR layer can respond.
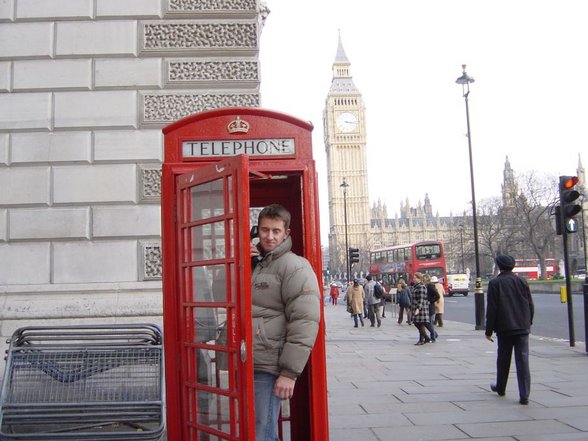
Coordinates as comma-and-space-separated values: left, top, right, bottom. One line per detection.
485, 255, 534, 405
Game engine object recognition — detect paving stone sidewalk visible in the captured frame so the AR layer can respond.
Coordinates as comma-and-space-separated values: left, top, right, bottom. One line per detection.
324, 301, 588, 441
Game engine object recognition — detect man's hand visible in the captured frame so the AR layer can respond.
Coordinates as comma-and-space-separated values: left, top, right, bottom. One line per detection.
250, 242, 260, 258
486, 335, 494, 342
273, 375, 296, 400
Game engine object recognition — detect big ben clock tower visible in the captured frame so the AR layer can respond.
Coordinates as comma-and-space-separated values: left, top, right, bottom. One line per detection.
324, 34, 371, 278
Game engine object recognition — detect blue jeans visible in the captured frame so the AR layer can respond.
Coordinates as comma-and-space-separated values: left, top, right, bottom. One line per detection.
254, 371, 281, 441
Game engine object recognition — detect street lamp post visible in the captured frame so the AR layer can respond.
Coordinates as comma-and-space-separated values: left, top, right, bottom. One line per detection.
340, 179, 350, 282
456, 64, 485, 330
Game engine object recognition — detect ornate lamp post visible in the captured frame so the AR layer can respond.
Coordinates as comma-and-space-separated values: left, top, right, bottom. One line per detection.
340, 179, 350, 282
456, 64, 485, 330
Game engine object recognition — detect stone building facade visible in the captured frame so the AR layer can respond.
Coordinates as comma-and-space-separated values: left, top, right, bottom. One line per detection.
0, 0, 265, 344
369, 156, 587, 276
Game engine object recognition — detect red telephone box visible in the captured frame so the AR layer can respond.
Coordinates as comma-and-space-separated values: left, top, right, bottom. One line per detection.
161, 107, 329, 441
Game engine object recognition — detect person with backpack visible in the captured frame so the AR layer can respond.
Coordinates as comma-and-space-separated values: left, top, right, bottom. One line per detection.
375, 279, 387, 318
396, 279, 412, 325
364, 275, 382, 327
423, 274, 440, 342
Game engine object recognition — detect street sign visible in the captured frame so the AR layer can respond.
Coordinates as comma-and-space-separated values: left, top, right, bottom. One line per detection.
566, 218, 578, 233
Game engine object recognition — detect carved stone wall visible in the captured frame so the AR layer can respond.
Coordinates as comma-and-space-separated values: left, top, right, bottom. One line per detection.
168, 0, 257, 11
143, 22, 257, 50
139, 165, 162, 202
167, 60, 259, 84
0, 0, 263, 340
143, 93, 260, 124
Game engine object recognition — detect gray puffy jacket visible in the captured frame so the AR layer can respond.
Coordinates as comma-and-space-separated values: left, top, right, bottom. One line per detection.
251, 236, 320, 380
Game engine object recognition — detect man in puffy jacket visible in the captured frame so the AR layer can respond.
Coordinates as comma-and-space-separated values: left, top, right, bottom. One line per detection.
485, 254, 534, 405
250, 204, 320, 441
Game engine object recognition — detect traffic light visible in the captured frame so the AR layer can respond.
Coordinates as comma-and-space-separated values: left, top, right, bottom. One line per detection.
559, 175, 582, 234
349, 247, 360, 264
554, 205, 562, 235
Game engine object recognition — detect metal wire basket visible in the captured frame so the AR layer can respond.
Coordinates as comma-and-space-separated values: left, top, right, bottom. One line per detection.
0, 324, 164, 441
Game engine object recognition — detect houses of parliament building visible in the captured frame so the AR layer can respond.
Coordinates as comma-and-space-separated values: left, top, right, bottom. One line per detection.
324, 36, 587, 278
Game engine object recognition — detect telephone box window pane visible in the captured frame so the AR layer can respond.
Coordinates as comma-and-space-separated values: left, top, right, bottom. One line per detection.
196, 391, 233, 438
210, 264, 228, 303
227, 175, 233, 214
193, 265, 227, 303
192, 222, 226, 260
192, 266, 213, 303
229, 263, 236, 301
191, 180, 224, 222
193, 306, 226, 343
193, 307, 218, 344
227, 220, 234, 258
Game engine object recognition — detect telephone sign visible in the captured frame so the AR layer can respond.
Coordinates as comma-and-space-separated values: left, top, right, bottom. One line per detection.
182, 137, 295, 158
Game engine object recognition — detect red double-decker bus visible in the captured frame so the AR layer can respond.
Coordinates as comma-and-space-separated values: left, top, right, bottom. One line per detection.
512, 258, 558, 280
368, 241, 448, 292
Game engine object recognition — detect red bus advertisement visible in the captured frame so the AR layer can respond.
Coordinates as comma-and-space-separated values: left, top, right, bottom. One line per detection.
368, 241, 448, 292
512, 258, 558, 280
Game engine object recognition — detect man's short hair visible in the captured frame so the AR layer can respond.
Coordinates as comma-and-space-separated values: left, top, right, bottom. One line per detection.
258, 204, 291, 229
366, 274, 372, 281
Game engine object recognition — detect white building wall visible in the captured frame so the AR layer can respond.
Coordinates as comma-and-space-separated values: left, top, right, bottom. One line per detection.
0, 0, 263, 358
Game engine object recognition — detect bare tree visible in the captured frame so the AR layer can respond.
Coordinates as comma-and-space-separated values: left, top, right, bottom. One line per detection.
512, 171, 559, 279
478, 197, 509, 260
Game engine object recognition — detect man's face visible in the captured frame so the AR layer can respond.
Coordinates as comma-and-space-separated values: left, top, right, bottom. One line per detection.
258, 217, 290, 253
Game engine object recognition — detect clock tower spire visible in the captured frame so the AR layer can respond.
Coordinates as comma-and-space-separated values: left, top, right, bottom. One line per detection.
324, 33, 371, 279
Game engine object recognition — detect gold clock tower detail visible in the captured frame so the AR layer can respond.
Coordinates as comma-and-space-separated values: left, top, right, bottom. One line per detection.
324, 34, 371, 278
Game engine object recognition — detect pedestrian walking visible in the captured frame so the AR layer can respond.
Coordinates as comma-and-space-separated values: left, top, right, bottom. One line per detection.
485, 254, 534, 405
329, 283, 340, 305
376, 279, 387, 318
346, 279, 365, 328
432, 276, 445, 327
364, 275, 382, 327
423, 274, 439, 341
411, 272, 430, 345
397, 279, 412, 325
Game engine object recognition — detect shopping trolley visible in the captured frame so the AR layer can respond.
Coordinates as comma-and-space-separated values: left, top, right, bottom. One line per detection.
0, 324, 164, 440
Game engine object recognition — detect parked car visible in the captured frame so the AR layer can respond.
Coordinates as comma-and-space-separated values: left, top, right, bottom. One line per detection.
446, 273, 469, 296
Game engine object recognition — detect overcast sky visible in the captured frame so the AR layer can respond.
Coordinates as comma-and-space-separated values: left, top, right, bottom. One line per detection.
258, 0, 587, 242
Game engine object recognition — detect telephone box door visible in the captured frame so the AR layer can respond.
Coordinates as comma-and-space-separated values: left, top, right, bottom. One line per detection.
174, 155, 254, 440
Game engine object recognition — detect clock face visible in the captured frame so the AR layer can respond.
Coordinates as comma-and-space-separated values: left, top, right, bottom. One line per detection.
336, 112, 358, 132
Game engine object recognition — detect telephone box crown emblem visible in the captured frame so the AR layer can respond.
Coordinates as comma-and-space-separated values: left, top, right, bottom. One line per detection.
227, 116, 250, 134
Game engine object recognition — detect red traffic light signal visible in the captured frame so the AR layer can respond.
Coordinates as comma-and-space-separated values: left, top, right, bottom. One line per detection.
562, 176, 579, 189
558, 175, 582, 233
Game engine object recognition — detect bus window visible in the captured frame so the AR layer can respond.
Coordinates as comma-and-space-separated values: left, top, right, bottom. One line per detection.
405, 247, 411, 260
415, 244, 441, 260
